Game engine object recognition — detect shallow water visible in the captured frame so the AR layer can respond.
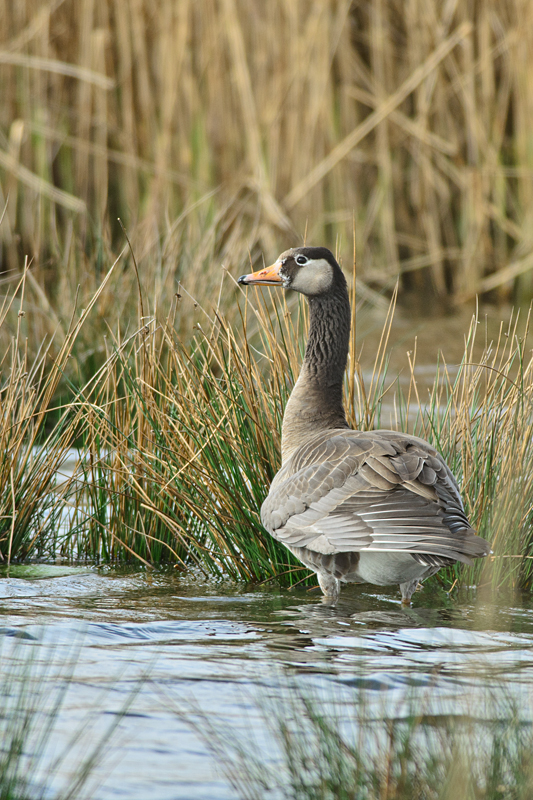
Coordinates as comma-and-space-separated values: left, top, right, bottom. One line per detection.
1, 565, 533, 798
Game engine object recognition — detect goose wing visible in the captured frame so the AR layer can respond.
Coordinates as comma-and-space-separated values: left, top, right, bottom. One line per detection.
261, 429, 488, 564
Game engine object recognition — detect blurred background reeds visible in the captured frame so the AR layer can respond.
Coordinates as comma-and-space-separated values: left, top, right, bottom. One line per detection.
2, 0, 533, 347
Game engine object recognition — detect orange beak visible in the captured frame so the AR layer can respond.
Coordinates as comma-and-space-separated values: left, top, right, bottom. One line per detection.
238, 262, 283, 286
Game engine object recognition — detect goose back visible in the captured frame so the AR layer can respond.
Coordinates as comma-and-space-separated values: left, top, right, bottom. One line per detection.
261, 428, 487, 566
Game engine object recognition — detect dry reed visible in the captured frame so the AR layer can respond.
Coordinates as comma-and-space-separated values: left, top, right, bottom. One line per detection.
50, 262, 533, 593
1, 0, 533, 350
0, 252, 122, 562
2, 232, 533, 592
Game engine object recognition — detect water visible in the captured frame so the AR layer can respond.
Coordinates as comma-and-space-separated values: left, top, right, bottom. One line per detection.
2, 565, 533, 798
4, 305, 533, 798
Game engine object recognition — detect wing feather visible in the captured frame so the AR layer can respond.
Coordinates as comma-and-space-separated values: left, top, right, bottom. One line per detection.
261, 429, 488, 563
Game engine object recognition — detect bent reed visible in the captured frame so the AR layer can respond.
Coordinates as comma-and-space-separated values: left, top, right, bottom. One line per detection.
1, 253, 533, 594
2, 0, 533, 339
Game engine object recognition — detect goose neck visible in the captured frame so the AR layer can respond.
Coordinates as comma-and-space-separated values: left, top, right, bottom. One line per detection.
281, 286, 350, 463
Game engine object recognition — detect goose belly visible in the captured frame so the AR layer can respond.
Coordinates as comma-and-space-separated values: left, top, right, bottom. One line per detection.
349, 551, 433, 586
288, 545, 434, 587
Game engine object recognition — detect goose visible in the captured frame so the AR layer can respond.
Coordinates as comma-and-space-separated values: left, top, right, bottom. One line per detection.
238, 246, 489, 604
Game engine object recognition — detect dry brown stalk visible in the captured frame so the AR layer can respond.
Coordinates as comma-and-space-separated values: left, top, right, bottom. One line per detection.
1, 1, 533, 328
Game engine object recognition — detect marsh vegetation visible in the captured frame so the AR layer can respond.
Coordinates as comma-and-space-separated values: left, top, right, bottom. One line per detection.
2, 0, 533, 347
3, 2, 533, 798
2, 258, 533, 598
181, 679, 533, 800
1, 0, 533, 587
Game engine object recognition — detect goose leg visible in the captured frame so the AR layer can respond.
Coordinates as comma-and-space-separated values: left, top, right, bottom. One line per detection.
399, 578, 419, 605
317, 572, 340, 604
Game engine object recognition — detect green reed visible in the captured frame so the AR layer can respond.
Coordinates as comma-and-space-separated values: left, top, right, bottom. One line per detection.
0, 631, 130, 800
176, 678, 533, 800
3, 253, 533, 595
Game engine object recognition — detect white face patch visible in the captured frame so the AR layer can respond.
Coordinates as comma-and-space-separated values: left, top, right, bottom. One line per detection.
290, 258, 334, 296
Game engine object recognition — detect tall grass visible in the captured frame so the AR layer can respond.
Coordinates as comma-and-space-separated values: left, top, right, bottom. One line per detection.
0, 241, 533, 586
0, 257, 122, 563
176, 679, 533, 800
2, 0, 533, 343
45, 260, 531, 593
2, 240, 533, 593
413, 310, 533, 590
62, 276, 308, 582
0, 234, 533, 587
0, 631, 130, 800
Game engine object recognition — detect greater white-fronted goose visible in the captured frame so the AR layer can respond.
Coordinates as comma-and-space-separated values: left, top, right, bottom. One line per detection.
238, 246, 489, 604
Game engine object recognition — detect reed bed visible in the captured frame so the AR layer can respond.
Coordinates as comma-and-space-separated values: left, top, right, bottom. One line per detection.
0, 258, 121, 563
37, 261, 531, 593
2, 242, 533, 593
414, 309, 533, 590
63, 275, 307, 582
2, 0, 533, 350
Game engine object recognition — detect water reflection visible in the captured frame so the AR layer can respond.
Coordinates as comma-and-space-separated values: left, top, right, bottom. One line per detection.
1, 566, 533, 798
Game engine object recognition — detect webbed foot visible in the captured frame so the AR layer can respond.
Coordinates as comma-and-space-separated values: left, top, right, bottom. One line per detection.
399, 578, 419, 605
317, 572, 340, 604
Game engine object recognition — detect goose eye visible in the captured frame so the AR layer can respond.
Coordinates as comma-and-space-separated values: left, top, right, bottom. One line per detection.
295, 255, 308, 265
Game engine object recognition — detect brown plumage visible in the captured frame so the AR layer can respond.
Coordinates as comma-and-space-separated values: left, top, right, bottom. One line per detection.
238, 246, 489, 603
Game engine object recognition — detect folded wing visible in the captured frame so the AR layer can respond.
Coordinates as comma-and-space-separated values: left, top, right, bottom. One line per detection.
261, 429, 488, 565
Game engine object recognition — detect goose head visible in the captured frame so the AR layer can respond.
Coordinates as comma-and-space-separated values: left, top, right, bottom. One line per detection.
238, 246, 342, 297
